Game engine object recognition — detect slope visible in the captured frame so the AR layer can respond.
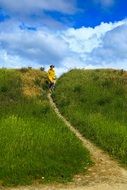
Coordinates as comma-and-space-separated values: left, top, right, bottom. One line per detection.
0, 68, 91, 186
53, 69, 127, 166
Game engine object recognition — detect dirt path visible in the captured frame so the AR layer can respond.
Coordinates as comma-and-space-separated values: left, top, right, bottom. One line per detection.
2, 94, 127, 190
47, 94, 127, 189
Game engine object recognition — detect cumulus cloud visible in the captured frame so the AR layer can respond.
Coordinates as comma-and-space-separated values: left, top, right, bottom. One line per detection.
0, 21, 69, 75
0, 24, 68, 66
88, 24, 127, 68
0, 19, 127, 76
61, 21, 124, 53
60, 19, 127, 71
0, 49, 34, 68
0, 0, 77, 29
0, 0, 76, 15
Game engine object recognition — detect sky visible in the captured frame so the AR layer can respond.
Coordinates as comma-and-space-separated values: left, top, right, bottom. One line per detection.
0, 0, 127, 75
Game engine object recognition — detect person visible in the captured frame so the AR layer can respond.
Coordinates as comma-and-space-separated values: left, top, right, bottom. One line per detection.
47, 65, 56, 92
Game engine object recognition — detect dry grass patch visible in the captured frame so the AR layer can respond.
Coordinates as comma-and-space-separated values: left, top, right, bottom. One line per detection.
21, 69, 47, 97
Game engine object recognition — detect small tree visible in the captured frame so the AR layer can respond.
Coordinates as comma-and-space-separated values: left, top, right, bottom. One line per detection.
40, 67, 45, 71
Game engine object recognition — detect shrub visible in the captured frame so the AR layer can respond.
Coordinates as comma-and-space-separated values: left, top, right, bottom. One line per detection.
19, 67, 29, 73
0, 85, 8, 93
40, 67, 45, 71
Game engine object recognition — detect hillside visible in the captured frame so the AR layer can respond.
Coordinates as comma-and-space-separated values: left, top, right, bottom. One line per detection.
53, 69, 127, 166
0, 68, 91, 186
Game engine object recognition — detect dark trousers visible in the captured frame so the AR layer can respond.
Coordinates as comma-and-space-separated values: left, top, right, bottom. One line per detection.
49, 82, 55, 90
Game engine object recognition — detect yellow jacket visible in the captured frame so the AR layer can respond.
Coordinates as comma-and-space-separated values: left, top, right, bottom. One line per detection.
48, 68, 56, 83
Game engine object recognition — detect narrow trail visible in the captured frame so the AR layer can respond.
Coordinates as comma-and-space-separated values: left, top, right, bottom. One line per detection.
2, 94, 127, 190
47, 93, 127, 189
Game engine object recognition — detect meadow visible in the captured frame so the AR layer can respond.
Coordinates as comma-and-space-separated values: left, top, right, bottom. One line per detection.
53, 69, 127, 166
0, 69, 91, 186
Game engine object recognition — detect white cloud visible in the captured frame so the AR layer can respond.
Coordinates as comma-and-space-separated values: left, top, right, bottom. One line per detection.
0, 1, 78, 30
0, 24, 68, 67
0, 50, 34, 68
61, 21, 125, 53
60, 19, 127, 71
0, 0, 76, 15
87, 23, 127, 68
0, 19, 127, 76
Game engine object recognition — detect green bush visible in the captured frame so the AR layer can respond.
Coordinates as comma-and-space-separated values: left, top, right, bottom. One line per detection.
0, 85, 8, 92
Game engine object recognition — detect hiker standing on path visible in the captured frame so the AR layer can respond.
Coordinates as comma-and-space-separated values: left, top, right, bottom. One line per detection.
48, 65, 56, 92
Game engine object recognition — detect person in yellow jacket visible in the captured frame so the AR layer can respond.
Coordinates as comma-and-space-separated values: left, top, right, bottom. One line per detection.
48, 65, 56, 91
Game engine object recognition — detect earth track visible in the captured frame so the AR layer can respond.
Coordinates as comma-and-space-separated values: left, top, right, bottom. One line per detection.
47, 94, 127, 189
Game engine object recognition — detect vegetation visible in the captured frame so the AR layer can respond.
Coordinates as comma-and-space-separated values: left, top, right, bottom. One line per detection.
0, 69, 91, 186
53, 69, 127, 166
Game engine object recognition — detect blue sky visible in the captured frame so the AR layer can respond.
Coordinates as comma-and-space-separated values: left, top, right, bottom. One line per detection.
0, 0, 127, 75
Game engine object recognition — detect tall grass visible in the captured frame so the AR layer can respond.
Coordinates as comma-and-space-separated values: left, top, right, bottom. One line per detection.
0, 69, 91, 186
53, 69, 127, 166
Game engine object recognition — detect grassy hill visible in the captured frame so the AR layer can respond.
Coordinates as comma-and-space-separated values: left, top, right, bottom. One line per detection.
0, 69, 91, 186
53, 69, 127, 166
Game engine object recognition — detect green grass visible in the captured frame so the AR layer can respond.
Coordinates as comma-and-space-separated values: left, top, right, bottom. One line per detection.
53, 69, 127, 166
0, 69, 91, 186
